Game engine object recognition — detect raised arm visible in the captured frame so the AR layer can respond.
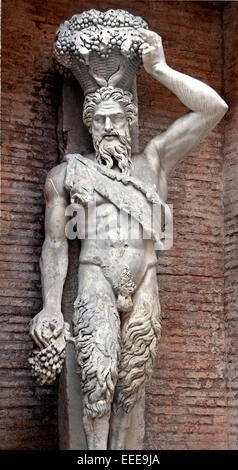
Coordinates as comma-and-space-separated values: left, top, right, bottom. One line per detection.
30, 162, 69, 349
139, 29, 228, 177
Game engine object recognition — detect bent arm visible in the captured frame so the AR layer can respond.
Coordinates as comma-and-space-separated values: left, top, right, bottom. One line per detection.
140, 30, 228, 176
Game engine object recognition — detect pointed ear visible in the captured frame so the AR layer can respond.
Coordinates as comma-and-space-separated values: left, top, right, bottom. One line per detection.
129, 114, 138, 129
127, 105, 138, 130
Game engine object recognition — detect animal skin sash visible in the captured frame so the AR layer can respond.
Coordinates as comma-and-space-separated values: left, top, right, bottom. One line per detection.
64, 153, 169, 248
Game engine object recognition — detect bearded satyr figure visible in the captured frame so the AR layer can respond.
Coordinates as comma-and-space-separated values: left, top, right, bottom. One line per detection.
29, 9, 228, 450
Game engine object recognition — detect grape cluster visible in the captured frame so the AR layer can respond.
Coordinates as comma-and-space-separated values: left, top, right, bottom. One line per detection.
29, 342, 66, 385
54, 29, 73, 67
53, 58, 74, 80
54, 8, 148, 74
67, 9, 147, 31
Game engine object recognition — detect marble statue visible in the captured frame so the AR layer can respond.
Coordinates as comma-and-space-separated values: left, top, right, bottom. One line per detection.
29, 9, 228, 450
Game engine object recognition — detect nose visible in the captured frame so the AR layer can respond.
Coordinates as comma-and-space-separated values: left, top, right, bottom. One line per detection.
104, 116, 113, 133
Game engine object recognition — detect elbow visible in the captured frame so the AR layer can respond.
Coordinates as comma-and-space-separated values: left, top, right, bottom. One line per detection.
44, 235, 68, 249
214, 98, 228, 119
220, 99, 228, 114
40, 237, 68, 271
206, 98, 228, 127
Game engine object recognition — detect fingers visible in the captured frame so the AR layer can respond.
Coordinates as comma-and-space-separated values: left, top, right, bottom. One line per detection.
138, 28, 162, 45
140, 43, 155, 54
29, 319, 45, 350
30, 316, 64, 350
53, 321, 64, 339
30, 312, 65, 352
30, 318, 51, 349
35, 322, 49, 348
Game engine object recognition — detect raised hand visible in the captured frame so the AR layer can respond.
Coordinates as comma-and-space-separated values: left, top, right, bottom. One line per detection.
138, 28, 166, 75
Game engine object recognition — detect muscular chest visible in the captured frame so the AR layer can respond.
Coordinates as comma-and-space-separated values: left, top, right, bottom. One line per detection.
86, 198, 144, 249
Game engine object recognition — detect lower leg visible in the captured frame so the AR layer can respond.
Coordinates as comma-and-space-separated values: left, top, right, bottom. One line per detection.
108, 394, 145, 450
83, 411, 111, 450
108, 407, 131, 450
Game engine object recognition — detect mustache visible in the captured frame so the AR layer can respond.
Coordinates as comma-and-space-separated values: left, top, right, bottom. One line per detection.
97, 131, 121, 141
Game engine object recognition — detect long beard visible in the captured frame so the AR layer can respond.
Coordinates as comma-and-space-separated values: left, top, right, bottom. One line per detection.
93, 131, 132, 176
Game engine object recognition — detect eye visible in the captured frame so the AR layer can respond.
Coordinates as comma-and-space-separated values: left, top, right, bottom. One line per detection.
112, 113, 125, 123
93, 115, 104, 124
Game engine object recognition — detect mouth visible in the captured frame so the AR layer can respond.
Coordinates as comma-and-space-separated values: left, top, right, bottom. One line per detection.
102, 134, 118, 140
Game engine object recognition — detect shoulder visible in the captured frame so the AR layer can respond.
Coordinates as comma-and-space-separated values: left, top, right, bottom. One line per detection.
44, 162, 68, 203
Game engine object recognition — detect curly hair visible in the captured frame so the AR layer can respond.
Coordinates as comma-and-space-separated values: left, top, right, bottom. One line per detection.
83, 86, 138, 132
114, 284, 161, 413
73, 293, 120, 418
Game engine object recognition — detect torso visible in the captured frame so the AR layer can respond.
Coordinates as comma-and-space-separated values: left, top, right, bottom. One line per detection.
62, 151, 169, 292
79, 194, 156, 290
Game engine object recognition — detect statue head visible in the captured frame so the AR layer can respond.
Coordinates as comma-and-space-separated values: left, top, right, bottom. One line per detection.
83, 87, 138, 175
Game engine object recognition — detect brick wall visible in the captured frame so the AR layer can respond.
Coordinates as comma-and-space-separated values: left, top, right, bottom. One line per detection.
1, 0, 61, 450
139, 1, 227, 450
0, 0, 236, 450
223, 2, 238, 451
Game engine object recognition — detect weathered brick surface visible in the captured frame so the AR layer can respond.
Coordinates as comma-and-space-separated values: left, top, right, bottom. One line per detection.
0, 0, 235, 450
223, 2, 238, 451
138, 1, 227, 451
